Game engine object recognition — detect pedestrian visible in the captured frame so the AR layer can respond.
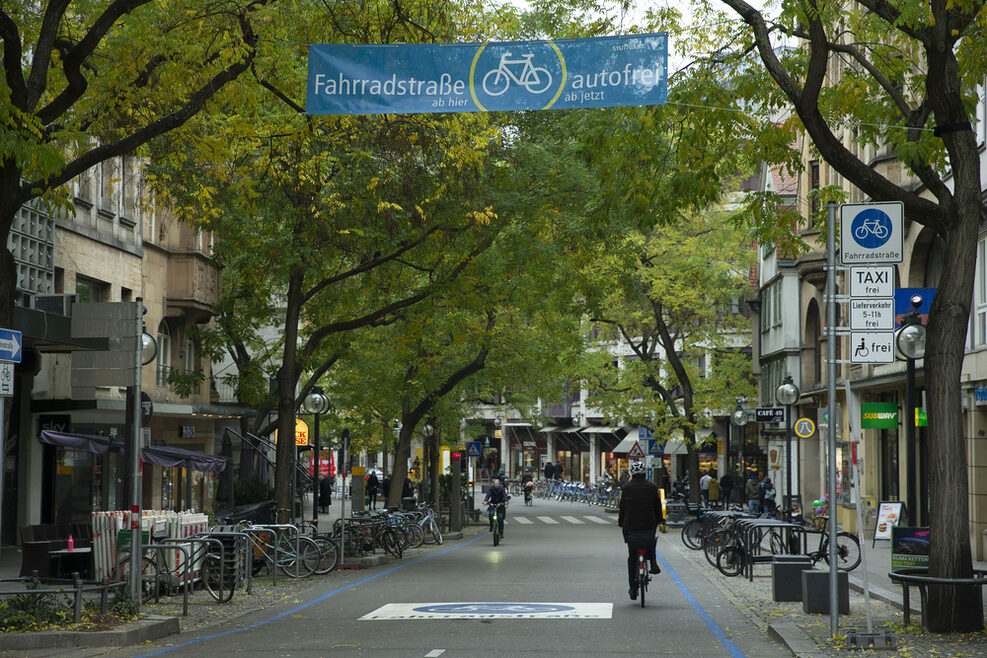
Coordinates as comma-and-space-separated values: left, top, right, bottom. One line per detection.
318, 475, 332, 513
617, 461, 663, 601
699, 469, 712, 506
544, 460, 554, 481
401, 475, 414, 502
745, 473, 761, 515
367, 471, 380, 510
719, 471, 734, 506
554, 462, 564, 481
618, 467, 629, 487
381, 473, 391, 507
760, 477, 777, 517
707, 471, 720, 508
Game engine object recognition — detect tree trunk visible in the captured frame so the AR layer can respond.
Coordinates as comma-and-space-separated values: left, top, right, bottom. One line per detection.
273, 266, 305, 521
389, 427, 413, 509
686, 443, 701, 505
925, 195, 983, 632
430, 427, 441, 508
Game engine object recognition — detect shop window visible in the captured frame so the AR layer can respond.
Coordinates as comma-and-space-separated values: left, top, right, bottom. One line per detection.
156, 321, 171, 387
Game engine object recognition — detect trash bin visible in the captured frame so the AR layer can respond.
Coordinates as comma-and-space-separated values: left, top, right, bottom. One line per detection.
402, 497, 416, 512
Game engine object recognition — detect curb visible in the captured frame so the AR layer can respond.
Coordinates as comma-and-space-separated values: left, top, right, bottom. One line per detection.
847, 575, 920, 616
767, 622, 830, 658
0, 614, 179, 651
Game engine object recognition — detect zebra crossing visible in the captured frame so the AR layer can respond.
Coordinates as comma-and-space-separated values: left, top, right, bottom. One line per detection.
508, 514, 614, 526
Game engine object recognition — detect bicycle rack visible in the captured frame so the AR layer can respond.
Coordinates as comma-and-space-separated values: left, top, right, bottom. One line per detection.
165, 536, 238, 603
202, 529, 254, 595
139, 543, 191, 616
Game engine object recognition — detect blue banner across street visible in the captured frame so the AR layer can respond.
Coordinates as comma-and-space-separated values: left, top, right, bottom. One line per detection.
307, 34, 667, 115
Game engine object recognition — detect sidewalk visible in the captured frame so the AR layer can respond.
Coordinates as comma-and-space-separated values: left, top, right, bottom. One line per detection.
664, 525, 987, 657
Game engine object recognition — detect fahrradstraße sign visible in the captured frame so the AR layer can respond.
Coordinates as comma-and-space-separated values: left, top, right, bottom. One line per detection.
307, 34, 667, 115
839, 202, 904, 265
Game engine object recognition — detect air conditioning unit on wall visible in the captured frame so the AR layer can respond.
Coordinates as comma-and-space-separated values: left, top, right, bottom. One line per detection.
33, 293, 79, 317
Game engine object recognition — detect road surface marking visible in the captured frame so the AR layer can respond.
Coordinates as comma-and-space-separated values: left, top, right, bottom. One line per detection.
361, 602, 613, 620
537, 516, 559, 524
425, 651, 445, 657
513, 517, 534, 524
560, 516, 584, 524
584, 516, 611, 524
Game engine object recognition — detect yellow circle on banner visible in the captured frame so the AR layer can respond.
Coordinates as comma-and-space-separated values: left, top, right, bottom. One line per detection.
469, 40, 567, 112
794, 417, 816, 438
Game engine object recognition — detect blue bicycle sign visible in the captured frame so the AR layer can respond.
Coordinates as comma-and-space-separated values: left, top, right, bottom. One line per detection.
840, 202, 903, 264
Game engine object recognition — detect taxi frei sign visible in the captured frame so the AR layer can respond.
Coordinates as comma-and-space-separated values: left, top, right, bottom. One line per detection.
275, 418, 310, 446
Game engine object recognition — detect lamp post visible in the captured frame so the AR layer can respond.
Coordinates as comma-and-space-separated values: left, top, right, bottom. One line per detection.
897, 294, 926, 526
730, 400, 748, 494
422, 422, 434, 504
776, 375, 800, 521
303, 387, 330, 531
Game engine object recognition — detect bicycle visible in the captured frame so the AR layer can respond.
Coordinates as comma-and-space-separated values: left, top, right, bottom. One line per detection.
482, 52, 552, 96
803, 516, 861, 571
636, 549, 651, 607
489, 502, 506, 546
243, 524, 322, 578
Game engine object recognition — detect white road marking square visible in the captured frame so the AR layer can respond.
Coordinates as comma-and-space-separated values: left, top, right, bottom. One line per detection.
560, 516, 584, 524
537, 516, 559, 524
513, 517, 534, 524
585, 516, 612, 524
360, 603, 613, 620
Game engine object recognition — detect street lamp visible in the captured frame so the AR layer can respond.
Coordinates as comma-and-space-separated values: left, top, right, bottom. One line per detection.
776, 375, 800, 521
302, 387, 330, 530
897, 294, 926, 525
422, 422, 434, 504
730, 399, 748, 489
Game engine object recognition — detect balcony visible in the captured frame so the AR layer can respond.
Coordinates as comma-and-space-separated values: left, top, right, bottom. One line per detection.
166, 252, 219, 323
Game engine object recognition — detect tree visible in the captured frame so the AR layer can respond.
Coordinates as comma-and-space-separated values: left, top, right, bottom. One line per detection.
707, 0, 986, 631
580, 211, 756, 501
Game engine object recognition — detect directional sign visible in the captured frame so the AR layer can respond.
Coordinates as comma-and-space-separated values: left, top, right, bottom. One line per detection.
840, 202, 904, 265
627, 441, 646, 458
755, 407, 784, 423
467, 441, 481, 458
850, 298, 894, 330
0, 362, 13, 397
850, 266, 894, 298
850, 331, 895, 363
0, 328, 22, 363
794, 417, 816, 438
638, 425, 652, 440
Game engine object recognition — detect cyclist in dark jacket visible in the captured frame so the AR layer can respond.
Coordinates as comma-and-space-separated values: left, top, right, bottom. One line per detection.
484, 477, 511, 538
618, 461, 663, 600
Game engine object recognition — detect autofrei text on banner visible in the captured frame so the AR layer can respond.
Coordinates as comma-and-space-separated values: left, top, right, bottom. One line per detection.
307, 34, 668, 115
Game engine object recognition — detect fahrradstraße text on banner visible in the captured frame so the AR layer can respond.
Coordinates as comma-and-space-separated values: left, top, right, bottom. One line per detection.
306, 34, 667, 116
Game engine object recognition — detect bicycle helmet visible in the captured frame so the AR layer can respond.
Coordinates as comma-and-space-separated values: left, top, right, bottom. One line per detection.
629, 461, 646, 476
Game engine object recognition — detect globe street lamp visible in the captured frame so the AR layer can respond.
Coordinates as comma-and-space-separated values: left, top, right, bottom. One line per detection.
730, 399, 749, 498
422, 422, 434, 504
776, 375, 800, 521
897, 294, 926, 525
302, 388, 330, 530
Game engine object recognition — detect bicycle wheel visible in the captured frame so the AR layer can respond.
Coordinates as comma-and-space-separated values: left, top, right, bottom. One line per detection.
277, 535, 319, 578
404, 522, 425, 549
202, 553, 236, 603
422, 516, 443, 545
716, 546, 746, 577
311, 536, 339, 575
768, 530, 786, 555
638, 557, 648, 608
824, 532, 862, 571
380, 529, 403, 559
704, 530, 731, 567
681, 519, 703, 549
117, 555, 160, 603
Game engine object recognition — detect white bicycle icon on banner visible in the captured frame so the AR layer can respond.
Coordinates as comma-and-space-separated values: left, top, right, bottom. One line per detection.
482, 52, 553, 96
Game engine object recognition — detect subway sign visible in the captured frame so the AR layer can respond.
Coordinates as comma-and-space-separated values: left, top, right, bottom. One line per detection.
861, 402, 897, 429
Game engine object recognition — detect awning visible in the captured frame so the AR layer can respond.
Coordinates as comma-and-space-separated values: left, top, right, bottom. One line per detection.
39, 430, 227, 472
581, 425, 619, 433
538, 426, 561, 433
39, 430, 122, 454
143, 446, 229, 472
558, 426, 585, 433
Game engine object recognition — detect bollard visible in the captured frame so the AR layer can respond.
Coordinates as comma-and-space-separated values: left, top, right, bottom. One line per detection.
73, 574, 83, 622
450, 452, 463, 532
100, 577, 110, 614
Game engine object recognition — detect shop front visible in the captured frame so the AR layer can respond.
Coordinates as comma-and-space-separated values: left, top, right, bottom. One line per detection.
509, 435, 546, 478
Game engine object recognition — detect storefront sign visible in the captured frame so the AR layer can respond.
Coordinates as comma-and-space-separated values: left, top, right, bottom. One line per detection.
275, 418, 310, 446
976, 383, 987, 405
874, 501, 904, 540
915, 408, 927, 427
861, 402, 898, 429
891, 527, 930, 570
509, 438, 547, 450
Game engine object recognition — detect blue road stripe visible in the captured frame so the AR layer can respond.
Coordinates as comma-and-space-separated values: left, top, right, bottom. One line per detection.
137, 534, 489, 656
655, 548, 747, 658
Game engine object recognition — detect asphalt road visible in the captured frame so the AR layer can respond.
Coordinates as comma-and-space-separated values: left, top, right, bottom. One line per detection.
111, 497, 791, 657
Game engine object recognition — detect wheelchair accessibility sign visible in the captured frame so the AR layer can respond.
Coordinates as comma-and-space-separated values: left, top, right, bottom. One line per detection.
840, 202, 903, 265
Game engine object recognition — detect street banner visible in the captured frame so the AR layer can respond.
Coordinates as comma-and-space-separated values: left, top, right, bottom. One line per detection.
307, 34, 667, 115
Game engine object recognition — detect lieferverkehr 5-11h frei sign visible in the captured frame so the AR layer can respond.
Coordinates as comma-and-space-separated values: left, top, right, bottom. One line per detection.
307, 34, 667, 115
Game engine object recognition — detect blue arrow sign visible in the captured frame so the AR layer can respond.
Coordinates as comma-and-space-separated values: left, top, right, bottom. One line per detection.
467, 441, 482, 458
0, 328, 22, 363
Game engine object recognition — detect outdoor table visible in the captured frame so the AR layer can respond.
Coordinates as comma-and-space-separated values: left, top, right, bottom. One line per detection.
48, 547, 92, 579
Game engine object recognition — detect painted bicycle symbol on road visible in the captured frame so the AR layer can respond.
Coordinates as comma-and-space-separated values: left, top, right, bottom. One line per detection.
482, 52, 553, 96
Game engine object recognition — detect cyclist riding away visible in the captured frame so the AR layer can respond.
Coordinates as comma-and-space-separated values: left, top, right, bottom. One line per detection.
618, 461, 662, 600
484, 477, 511, 538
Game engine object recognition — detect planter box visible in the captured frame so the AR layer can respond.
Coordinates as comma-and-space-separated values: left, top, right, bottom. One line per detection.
772, 556, 814, 602
802, 569, 850, 614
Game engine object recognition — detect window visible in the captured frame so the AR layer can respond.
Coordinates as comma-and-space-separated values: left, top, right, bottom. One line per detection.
809, 160, 820, 218
156, 322, 171, 387
760, 281, 783, 332
976, 236, 987, 346
99, 158, 118, 212
75, 276, 107, 303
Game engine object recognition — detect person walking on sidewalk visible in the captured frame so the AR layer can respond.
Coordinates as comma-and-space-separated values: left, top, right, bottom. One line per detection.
366, 471, 380, 510
745, 473, 761, 516
719, 472, 734, 506
618, 461, 663, 601
699, 470, 712, 506
319, 475, 332, 513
